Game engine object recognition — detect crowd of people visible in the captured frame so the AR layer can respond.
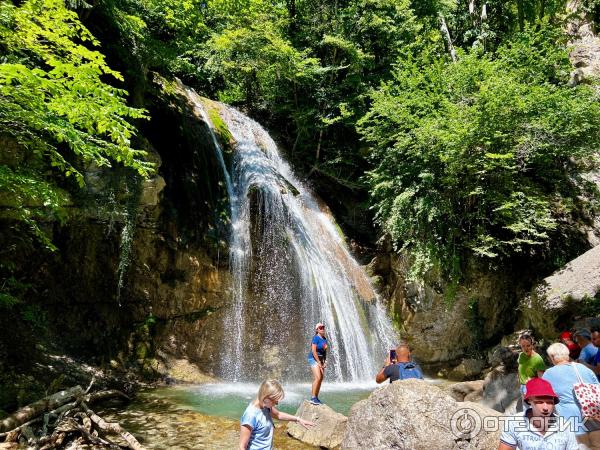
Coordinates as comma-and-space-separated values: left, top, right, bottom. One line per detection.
237, 324, 600, 450
501, 328, 600, 449
238, 322, 424, 450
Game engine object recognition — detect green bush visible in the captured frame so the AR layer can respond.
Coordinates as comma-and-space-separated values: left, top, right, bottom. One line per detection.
359, 25, 600, 279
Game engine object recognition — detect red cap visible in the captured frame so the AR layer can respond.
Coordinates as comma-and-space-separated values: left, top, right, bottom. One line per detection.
559, 331, 572, 340
524, 378, 559, 404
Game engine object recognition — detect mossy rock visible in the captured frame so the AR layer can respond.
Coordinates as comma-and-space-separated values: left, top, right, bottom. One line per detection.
135, 342, 149, 360
200, 98, 235, 154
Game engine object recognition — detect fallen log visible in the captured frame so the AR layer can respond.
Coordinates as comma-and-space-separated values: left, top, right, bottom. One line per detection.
84, 390, 130, 404
0, 386, 83, 433
81, 402, 145, 450
0, 416, 42, 440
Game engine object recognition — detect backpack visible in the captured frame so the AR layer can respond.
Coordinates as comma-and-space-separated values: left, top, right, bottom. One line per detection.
396, 362, 424, 380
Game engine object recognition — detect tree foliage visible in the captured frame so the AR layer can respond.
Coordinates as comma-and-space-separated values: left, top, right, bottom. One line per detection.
1, 0, 599, 286
0, 0, 152, 304
0, 0, 151, 183
359, 26, 600, 278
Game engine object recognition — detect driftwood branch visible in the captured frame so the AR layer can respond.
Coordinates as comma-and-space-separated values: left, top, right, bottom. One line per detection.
0, 386, 84, 433
84, 376, 96, 394
80, 402, 145, 450
0, 387, 140, 449
84, 390, 130, 404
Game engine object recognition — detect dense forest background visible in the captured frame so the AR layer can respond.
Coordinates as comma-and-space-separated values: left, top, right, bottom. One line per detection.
2, 0, 600, 292
1, 0, 600, 406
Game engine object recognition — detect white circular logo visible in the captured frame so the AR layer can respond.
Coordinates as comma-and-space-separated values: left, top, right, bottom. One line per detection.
450, 408, 482, 439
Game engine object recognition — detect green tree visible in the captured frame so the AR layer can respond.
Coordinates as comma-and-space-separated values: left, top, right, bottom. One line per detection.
0, 0, 151, 302
359, 25, 600, 279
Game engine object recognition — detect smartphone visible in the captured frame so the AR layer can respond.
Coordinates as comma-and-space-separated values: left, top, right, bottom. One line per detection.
389, 349, 397, 362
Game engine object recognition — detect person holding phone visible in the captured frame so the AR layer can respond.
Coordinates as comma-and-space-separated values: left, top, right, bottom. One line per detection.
376, 343, 424, 384
308, 322, 328, 405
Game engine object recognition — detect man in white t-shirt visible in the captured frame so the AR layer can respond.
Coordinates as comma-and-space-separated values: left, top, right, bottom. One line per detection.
498, 377, 578, 450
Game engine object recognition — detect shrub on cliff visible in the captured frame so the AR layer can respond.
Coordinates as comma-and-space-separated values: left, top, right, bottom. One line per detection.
359, 24, 600, 279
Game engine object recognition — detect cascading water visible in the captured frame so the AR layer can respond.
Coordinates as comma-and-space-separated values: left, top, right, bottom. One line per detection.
187, 90, 398, 383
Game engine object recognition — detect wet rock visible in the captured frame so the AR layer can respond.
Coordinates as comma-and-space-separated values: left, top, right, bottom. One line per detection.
448, 380, 484, 402
139, 175, 166, 207
163, 358, 215, 384
288, 401, 347, 449
487, 346, 518, 371
447, 359, 486, 381
481, 365, 520, 414
342, 379, 500, 450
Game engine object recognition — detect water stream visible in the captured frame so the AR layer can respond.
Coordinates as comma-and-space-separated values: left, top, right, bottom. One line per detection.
186, 91, 398, 383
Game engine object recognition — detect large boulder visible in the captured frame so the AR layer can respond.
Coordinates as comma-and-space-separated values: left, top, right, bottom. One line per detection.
448, 359, 486, 382
481, 365, 520, 414
288, 401, 347, 449
448, 380, 484, 403
520, 245, 600, 339
342, 379, 501, 450
536, 245, 600, 310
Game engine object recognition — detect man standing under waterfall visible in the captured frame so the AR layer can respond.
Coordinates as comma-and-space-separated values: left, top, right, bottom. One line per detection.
376, 343, 423, 384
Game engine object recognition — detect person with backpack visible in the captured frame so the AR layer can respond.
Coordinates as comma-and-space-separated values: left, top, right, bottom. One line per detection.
375, 343, 424, 384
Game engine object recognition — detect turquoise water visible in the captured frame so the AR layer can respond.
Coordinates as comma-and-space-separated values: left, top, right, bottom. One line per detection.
146, 382, 380, 419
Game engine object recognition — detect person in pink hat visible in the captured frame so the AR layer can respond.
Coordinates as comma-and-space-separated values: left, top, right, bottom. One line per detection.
307, 322, 328, 405
499, 377, 578, 449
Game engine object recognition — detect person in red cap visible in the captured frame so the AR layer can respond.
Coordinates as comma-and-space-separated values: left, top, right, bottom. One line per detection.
499, 377, 578, 449
560, 330, 581, 360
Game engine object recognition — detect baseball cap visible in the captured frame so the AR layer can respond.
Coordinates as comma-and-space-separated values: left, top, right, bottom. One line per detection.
559, 331, 572, 340
574, 328, 592, 340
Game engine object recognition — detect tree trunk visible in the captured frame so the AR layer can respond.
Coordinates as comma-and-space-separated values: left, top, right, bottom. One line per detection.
286, 0, 297, 35
539, 0, 546, 19
0, 386, 84, 433
439, 15, 457, 62
517, 0, 525, 31
84, 389, 130, 404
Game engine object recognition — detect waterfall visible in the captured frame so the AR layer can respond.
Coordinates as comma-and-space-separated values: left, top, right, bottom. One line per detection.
188, 90, 398, 382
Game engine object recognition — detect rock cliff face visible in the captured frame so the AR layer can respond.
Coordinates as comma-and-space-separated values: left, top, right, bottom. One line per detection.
567, 0, 600, 86
515, 2, 600, 341
0, 75, 232, 388
368, 252, 530, 364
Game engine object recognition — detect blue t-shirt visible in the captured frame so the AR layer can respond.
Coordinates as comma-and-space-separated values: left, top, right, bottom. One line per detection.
383, 361, 424, 383
308, 335, 328, 360
578, 343, 597, 365
240, 403, 273, 450
543, 363, 599, 435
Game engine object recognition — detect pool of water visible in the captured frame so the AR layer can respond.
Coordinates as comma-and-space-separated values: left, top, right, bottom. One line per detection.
99, 378, 453, 449
145, 381, 379, 419
141, 376, 452, 418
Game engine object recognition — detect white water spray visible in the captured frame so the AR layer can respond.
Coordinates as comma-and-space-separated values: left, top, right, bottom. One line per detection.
187, 90, 397, 382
